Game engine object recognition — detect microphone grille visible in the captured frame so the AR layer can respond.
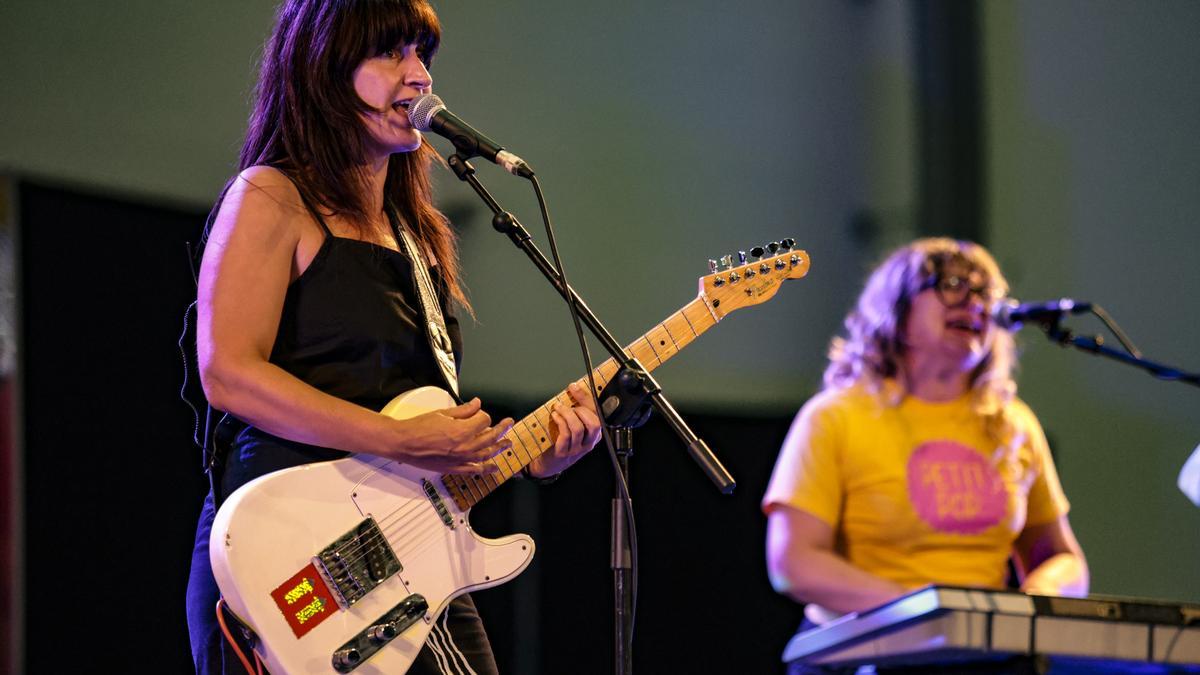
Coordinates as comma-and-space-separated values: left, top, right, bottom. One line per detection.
990, 298, 1020, 329
408, 94, 445, 132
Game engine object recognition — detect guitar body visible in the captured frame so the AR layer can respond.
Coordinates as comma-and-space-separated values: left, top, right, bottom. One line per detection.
210, 387, 535, 675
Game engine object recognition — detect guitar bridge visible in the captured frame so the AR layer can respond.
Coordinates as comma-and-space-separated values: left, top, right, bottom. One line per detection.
313, 517, 402, 608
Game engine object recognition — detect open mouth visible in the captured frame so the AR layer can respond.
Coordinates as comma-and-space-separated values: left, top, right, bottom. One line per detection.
390, 99, 415, 120
946, 318, 983, 334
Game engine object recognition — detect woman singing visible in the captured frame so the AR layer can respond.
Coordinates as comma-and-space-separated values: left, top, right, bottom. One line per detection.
184, 2, 602, 672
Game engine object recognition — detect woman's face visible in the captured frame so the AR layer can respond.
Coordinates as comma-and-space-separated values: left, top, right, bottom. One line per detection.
902, 262, 996, 372
352, 43, 432, 160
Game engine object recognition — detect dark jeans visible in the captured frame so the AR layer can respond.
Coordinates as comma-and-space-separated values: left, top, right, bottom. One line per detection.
185, 491, 498, 675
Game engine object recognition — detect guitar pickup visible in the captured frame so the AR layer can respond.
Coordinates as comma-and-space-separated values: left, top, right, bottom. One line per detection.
330, 594, 429, 673
314, 517, 402, 608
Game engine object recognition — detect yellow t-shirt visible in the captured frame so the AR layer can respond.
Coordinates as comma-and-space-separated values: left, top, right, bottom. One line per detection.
762, 385, 1070, 590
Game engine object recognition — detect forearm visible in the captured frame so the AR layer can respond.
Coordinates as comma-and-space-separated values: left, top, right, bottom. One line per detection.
770, 548, 907, 614
1021, 552, 1089, 597
202, 357, 397, 457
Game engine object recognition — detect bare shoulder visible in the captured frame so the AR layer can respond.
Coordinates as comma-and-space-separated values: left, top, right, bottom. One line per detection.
227, 165, 306, 219
210, 166, 311, 246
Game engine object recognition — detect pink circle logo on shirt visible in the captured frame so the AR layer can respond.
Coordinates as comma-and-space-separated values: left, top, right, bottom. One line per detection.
907, 440, 1007, 534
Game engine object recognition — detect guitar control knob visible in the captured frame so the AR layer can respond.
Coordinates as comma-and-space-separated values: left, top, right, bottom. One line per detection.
749, 246, 765, 261
708, 259, 719, 274
737, 250, 747, 265
332, 648, 362, 671
369, 622, 398, 643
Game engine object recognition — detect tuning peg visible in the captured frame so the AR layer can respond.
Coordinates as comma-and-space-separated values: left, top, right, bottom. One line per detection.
749, 246, 765, 262
767, 241, 780, 254
719, 254, 733, 270
778, 238, 795, 253
708, 259, 719, 274
737, 251, 747, 265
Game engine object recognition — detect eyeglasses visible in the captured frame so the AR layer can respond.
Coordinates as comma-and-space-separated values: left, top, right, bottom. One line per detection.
921, 274, 996, 309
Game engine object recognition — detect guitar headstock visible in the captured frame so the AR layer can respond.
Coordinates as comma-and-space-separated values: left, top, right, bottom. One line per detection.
699, 239, 811, 319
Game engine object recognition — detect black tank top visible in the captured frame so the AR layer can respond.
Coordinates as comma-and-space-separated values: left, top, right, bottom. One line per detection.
218, 204, 463, 500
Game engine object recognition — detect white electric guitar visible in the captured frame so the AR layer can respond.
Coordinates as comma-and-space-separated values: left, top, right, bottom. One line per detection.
210, 244, 811, 674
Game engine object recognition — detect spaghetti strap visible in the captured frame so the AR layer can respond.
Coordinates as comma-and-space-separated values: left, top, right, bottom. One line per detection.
294, 188, 334, 238
268, 166, 333, 237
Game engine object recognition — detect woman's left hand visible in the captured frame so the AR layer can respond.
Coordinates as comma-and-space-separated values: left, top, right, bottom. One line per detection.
527, 382, 603, 478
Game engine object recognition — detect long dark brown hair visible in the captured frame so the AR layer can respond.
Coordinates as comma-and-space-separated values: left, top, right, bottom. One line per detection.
228, 0, 468, 307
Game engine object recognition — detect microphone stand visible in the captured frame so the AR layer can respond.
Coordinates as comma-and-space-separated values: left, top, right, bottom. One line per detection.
599, 367, 654, 675
1037, 316, 1200, 388
444, 153, 734, 675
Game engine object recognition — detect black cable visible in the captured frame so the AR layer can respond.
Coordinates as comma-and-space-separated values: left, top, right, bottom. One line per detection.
1088, 304, 1142, 358
528, 175, 640, 640
1085, 304, 1199, 382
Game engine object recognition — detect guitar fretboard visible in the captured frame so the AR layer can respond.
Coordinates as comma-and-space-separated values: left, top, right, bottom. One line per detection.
441, 295, 720, 510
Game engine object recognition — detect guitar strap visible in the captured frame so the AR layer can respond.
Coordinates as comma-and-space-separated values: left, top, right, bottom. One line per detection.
389, 208, 460, 399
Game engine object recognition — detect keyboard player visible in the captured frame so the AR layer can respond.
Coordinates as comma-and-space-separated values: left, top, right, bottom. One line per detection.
762, 239, 1089, 654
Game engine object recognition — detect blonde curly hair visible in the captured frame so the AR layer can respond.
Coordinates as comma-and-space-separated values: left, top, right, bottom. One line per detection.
824, 238, 1018, 447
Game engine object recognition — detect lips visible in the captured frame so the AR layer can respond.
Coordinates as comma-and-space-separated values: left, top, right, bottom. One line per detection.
389, 99, 415, 128
945, 318, 983, 334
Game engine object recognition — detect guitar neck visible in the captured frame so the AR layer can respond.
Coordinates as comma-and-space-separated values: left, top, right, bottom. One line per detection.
441, 294, 721, 510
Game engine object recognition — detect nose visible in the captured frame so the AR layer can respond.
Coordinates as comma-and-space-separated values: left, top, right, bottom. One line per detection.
966, 291, 991, 316
404, 54, 432, 93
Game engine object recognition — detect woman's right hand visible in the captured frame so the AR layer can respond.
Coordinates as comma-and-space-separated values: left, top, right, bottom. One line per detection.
390, 398, 514, 474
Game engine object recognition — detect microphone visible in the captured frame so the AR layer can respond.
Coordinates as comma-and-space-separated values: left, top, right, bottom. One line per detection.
990, 298, 1092, 330
407, 94, 533, 178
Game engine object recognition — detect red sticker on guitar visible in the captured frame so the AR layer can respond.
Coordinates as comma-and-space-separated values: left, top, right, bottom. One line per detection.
270, 562, 338, 638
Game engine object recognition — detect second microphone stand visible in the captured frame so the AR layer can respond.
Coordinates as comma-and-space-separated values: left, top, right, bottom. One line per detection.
1036, 313, 1200, 388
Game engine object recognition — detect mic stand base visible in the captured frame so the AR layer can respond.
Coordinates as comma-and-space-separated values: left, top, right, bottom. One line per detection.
611, 428, 634, 675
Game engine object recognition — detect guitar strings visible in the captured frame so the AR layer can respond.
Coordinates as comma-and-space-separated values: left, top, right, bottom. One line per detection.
319, 421, 548, 573
314, 363, 644, 574
321, 416, 543, 566
307, 327, 685, 580
316, 419, 549, 574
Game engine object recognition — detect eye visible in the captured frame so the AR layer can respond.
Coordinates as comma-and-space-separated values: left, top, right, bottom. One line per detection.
939, 276, 963, 292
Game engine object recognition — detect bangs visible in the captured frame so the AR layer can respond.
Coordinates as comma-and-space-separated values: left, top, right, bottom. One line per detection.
356, 0, 442, 65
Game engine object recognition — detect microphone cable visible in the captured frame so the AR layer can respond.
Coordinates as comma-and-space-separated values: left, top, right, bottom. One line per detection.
526, 173, 640, 643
